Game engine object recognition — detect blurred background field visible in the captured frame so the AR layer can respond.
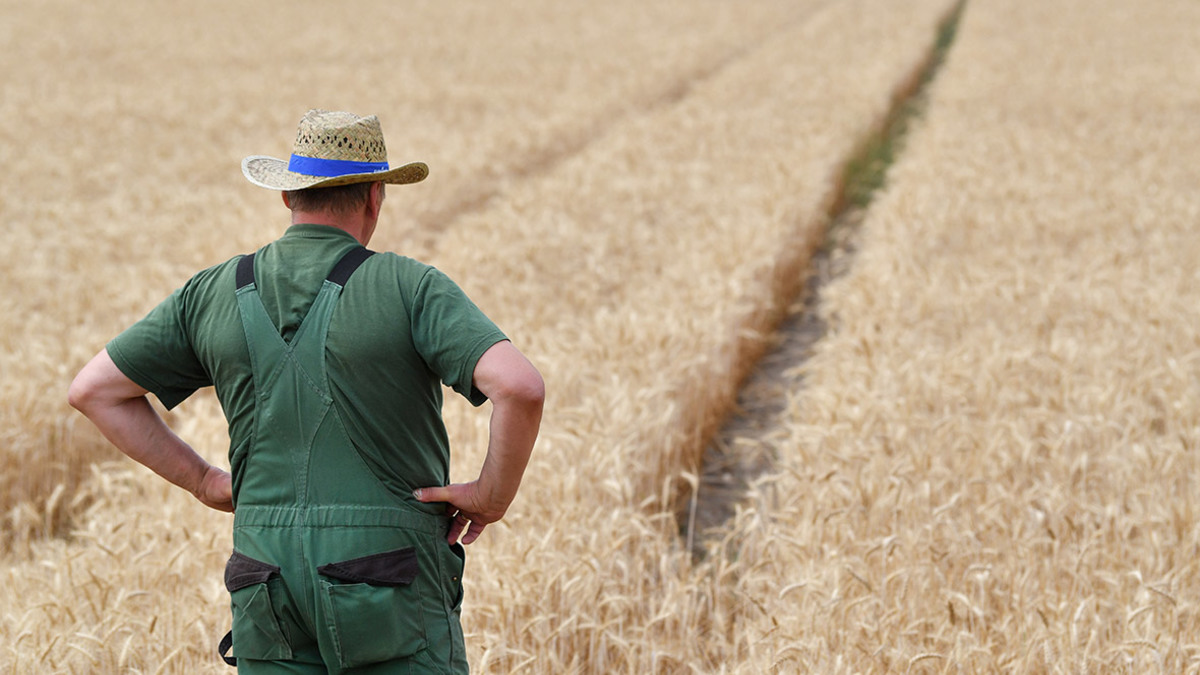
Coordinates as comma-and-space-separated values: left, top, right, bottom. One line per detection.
716, 0, 1200, 671
0, 0, 811, 544
3, 0, 1198, 672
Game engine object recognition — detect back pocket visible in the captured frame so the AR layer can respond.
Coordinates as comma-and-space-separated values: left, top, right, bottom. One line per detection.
225, 551, 293, 661
317, 547, 427, 668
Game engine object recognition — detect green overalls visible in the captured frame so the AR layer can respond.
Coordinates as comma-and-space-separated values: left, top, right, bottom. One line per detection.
219, 248, 469, 674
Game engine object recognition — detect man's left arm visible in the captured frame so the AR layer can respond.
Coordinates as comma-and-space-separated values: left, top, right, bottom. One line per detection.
414, 340, 544, 544
68, 349, 233, 512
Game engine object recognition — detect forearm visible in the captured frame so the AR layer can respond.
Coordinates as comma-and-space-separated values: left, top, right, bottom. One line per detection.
68, 349, 228, 510
82, 394, 212, 499
474, 392, 542, 517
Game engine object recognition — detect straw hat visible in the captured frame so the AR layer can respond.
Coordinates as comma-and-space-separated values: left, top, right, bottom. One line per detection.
242, 110, 428, 190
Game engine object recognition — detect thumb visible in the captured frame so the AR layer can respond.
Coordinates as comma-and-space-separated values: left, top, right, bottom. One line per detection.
217, 474, 233, 500
412, 485, 452, 503
199, 468, 234, 512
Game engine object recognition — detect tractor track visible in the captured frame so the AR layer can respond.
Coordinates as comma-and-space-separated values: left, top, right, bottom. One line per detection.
685, 1, 967, 558
413, 2, 831, 259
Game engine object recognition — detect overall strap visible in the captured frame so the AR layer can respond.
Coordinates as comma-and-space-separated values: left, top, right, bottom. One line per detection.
218, 631, 236, 666
326, 246, 375, 286
235, 245, 375, 291
236, 252, 256, 290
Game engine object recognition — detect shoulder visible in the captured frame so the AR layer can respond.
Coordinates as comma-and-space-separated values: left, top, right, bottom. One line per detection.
357, 251, 439, 290
188, 255, 244, 287
366, 251, 432, 274
176, 256, 244, 303
154, 255, 251, 336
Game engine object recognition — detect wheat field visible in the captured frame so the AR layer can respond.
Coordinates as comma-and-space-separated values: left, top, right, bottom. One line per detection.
3, 0, 1198, 672
715, 0, 1200, 672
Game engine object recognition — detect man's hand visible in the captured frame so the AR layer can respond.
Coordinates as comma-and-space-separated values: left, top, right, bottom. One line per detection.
413, 482, 497, 545
196, 465, 234, 513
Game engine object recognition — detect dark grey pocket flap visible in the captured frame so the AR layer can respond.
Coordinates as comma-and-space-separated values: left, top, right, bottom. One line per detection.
225, 551, 281, 592
317, 547, 418, 586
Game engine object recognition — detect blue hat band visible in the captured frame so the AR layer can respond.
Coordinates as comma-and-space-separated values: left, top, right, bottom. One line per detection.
288, 154, 390, 178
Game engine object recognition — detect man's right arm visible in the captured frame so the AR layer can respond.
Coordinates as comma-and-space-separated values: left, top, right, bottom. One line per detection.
68, 349, 233, 512
414, 340, 544, 544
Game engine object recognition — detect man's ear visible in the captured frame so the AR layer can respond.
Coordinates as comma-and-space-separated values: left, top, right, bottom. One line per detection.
281, 191, 292, 209
368, 182, 385, 217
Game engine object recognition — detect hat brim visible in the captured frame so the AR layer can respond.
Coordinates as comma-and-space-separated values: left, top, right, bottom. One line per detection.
242, 155, 428, 190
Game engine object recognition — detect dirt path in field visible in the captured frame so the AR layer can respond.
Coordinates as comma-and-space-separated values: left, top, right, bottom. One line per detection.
686, 2, 965, 557
684, 209, 862, 555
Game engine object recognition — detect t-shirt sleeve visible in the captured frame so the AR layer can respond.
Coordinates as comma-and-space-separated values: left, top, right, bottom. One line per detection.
105, 286, 212, 410
410, 267, 507, 406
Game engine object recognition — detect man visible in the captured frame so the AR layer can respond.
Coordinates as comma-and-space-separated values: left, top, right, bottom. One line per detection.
69, 109, 544, 674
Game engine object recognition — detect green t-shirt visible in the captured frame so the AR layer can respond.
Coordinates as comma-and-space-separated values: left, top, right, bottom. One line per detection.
107, 224, 507, 496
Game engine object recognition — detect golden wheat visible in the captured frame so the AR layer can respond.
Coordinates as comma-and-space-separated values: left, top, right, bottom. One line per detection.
9, 0, 1153, 671
717, 0, 1200, 672
0, 0, 805, 548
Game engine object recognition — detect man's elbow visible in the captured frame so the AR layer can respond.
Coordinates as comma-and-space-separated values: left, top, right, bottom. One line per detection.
68, 375, 90, 414
68, 350, 135, 415
68, 369, 102, 415
475, 341, 546, 411
498, 367, 545, 412
523, 370, 546, 410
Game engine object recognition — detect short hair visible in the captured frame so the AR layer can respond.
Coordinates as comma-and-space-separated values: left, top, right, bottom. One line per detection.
285, 182, 375, 215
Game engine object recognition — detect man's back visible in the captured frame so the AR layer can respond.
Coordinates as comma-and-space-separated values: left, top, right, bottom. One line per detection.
107, 223, 506, 505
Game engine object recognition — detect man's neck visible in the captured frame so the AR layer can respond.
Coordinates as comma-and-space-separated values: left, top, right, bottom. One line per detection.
290, 211, 371, 246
